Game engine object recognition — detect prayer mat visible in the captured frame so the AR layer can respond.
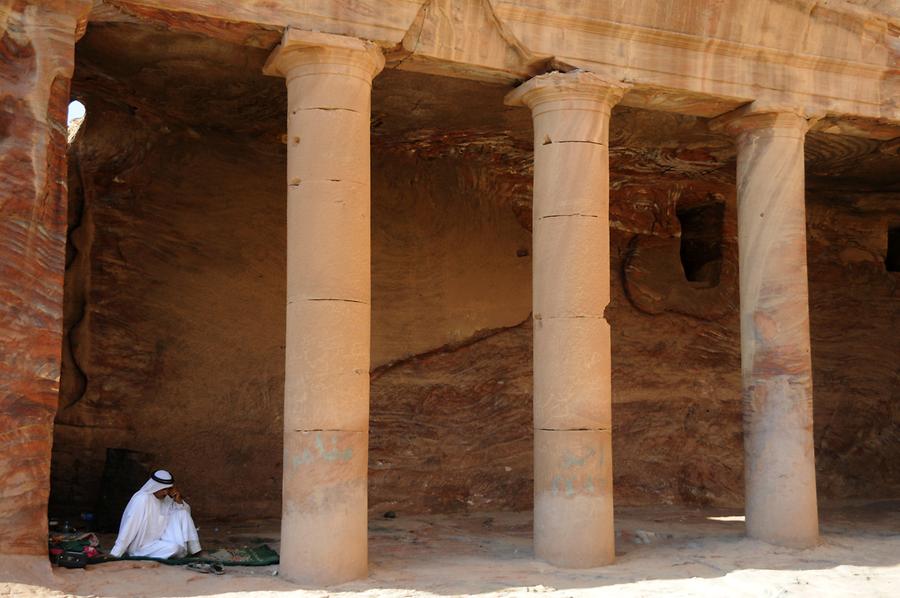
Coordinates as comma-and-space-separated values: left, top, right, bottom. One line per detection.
119, 544, 279, 566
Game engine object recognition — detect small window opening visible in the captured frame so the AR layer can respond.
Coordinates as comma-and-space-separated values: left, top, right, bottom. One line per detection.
887, 227, 900, 272
677, 201, 725, 286
67, 100, 85, 143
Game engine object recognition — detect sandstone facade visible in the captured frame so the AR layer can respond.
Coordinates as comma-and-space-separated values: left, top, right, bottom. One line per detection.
0, 0, 897, 581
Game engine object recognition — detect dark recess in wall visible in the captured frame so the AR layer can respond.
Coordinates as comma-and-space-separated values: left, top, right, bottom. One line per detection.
677, 202, 725, 286
887, 227, 900, 272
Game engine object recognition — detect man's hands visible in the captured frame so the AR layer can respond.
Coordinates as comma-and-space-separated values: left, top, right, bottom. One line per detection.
167, 486, 184, 504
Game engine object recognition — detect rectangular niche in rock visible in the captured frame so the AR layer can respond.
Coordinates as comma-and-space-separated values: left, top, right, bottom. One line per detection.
677, 201, 725, 286
887, 227, 900, 272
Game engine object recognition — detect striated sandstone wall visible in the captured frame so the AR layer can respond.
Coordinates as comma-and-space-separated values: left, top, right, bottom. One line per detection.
53, 100, 288, 516
0, 0, 89, 555
807, 191, 900, 499
51, 98, 537, 519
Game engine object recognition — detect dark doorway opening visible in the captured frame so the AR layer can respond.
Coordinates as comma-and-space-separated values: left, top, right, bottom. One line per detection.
677, 201, 725, 286
887, 227, 900, 272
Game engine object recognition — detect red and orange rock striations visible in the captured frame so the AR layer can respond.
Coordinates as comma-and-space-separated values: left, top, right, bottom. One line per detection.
0, 0, 90, 555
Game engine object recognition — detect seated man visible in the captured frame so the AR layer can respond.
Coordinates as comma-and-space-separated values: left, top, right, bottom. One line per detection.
109, 469, 201, 559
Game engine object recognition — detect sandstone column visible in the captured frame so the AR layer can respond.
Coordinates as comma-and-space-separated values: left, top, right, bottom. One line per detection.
0, 0, 90, 557
264, 30, 384, 584
715, 108, 819, 548
506, 72, 628, 568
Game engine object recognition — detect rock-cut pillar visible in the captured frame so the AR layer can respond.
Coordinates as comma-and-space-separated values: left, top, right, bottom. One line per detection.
715, 108, 819, 548
0, 0, 90, 557
506, 71, 628, 568
264, 30, 384, 585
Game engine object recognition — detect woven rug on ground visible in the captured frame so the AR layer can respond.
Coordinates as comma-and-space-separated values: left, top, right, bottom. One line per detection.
120, 544, 279, 566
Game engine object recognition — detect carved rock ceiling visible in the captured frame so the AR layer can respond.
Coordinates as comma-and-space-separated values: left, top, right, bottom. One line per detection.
73, 22, 900, 201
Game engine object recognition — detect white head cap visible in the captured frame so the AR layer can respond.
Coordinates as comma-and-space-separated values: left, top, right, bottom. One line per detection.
138, 469, 174, 495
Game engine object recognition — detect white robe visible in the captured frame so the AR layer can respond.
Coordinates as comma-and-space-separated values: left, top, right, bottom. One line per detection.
110, 479, 201, 559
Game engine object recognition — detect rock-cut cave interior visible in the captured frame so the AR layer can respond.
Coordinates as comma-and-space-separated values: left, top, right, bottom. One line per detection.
50, 18, 899, 558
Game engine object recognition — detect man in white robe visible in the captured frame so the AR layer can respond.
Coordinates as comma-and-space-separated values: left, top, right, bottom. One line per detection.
109, 469, 201, 559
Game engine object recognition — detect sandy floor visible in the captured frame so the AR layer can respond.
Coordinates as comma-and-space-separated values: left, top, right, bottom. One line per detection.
3, 501, 898, 597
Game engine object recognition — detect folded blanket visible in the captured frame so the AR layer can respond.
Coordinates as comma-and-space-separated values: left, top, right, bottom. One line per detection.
48, 532, 102, 561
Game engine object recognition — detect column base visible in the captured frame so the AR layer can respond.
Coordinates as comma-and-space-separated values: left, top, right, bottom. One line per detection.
746, 527, 819, 550
280, 430, 368, 585
743, 377, 819, 550
534, 494, 615, 568
534, 429, 614, 568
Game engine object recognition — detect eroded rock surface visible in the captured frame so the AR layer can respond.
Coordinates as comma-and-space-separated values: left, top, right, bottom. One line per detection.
807, 192, 900, 499
0, 0, 89, 555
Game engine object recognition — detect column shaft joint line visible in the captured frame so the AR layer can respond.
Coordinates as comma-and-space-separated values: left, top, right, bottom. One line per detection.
538, 213, 602, 220
537, 427, 611, 432
292, 429, 366, 433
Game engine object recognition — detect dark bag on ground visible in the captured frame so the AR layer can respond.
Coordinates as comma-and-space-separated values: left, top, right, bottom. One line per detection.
56, 551, 88, 568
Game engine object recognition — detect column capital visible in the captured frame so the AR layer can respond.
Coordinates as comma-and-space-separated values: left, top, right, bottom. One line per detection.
263, 28, 385, 80
46, 0, 92, 18
504, 70, 630, 112
53, 0, 93, 40
710, 102, 823, 138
